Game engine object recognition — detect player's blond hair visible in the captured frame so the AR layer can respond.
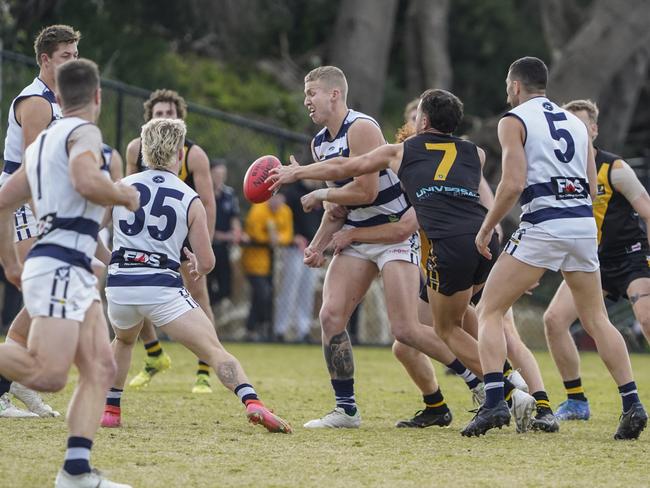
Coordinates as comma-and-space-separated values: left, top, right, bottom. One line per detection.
34, 24, 80, 65
563, 99, 599, 123
140, 118, 187, 171
304, 66, 348, 101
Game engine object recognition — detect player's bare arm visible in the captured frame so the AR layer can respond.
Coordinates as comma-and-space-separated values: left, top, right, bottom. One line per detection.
0, 168, 31, 286
586, 143, 598, 200
69, 127, 139, 209
186, 197, 216, 277
109, 148, 124, 181
269, 143, 403, 189
187, 144, 216, 238
125, 137, 141, 176
16, 96, 53, 150
332, 206, 418, 253
611, 159, 650, 247
476, 116, 527, 258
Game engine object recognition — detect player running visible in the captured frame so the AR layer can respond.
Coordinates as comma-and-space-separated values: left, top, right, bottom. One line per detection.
101, 118, 291, 434
0, 58, 138, 488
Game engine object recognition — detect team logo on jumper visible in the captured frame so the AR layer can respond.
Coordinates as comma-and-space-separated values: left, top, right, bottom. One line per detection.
543, 102, 553, 111
597, 183, 606, 196
118, 248, 167, 268
551, 177, 588, 200
153, 175, 165, 183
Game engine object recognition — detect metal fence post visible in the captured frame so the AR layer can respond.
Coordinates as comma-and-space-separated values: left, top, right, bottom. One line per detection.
116, 89, 124, 153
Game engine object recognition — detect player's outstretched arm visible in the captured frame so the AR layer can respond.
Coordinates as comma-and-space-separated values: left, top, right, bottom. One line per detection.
269, 144, 402, 190
0, 168, 31, 287
186, 197, 215, 278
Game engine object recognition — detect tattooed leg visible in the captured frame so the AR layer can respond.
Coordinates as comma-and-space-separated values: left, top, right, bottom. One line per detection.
324, 331, 355, 380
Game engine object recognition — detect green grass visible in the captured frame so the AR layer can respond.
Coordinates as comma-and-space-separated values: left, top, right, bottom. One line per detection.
1, 343, 648, 487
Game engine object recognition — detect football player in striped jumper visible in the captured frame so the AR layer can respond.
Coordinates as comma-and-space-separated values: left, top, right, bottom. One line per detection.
270, 87, 544, 433
0, 58, 138, 488
544, 99, 650, 422
125, 89, 216, 394
466, 57, 646, 439
0, 24, 81, 418
101, 118, 291, 434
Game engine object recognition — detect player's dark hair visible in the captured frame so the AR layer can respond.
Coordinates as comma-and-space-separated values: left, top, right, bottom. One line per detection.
509, 56, 548, 92
56, 58, 99, 110
419, 89, 463, 134
34, 24, 80, 65
143, 89, 188, 121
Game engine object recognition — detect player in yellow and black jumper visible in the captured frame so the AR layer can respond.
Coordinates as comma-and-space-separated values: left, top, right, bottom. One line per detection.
125, 89, 217, 393
544, 99, 650, 433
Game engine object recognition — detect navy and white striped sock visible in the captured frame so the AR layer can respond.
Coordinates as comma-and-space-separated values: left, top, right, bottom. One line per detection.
618, 382, 640, 412
331, 379, 356, 415
106, 388, 122, 408
63, 436, 92, 475
483, 372, 505, 409
446, 359, 480, 390
234, 383, 259, 405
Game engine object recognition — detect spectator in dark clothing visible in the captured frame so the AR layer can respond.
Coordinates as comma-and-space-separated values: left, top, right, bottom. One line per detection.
208, 160, 242, 306
274, 181, 324, 342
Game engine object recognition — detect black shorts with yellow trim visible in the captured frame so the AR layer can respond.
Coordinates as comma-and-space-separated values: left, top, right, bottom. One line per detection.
180, 238, 192, 262
600, 250, 650, 301
424, 233, 499, 297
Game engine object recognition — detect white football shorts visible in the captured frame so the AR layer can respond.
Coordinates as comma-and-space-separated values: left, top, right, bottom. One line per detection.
503, 225, 599, 272
22, 256, 100, 322
340, 229, 420, 271
107, 286, 199, 329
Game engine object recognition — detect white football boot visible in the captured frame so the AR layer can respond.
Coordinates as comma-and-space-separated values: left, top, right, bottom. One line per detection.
510, 388, 536, 433
10, 382, 60, 417
303, 407, 361, 428
54, 469, 132, 488
0, 392, 38, 418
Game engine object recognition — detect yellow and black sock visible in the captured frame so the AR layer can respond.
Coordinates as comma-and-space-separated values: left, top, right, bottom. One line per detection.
564, 378, 587, 402
504, 377, 516, 404
532, 390, 552, 415
423, 389, 449, 415
197, 360, 210, 377
144, 340, 163, 358
503, 359, 513, 377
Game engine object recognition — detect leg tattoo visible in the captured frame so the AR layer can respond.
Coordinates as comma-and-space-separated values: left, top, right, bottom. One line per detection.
217, 361, 241, 390
324, 331, 354, 379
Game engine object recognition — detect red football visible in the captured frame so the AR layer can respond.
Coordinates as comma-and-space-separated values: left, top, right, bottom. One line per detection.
243, 155, 281, 203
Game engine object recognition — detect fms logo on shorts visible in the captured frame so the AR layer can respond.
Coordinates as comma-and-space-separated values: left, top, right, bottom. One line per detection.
551, 177, 588, 200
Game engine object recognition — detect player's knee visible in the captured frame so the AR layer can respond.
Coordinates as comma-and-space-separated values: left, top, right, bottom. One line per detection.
543, 309, 565, 335
392, 323, 416, 348
392, 340, 415, 362
319, 305, 346, 335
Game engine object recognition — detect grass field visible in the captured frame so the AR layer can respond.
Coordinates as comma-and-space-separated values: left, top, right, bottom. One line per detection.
1, 342, 648, 487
